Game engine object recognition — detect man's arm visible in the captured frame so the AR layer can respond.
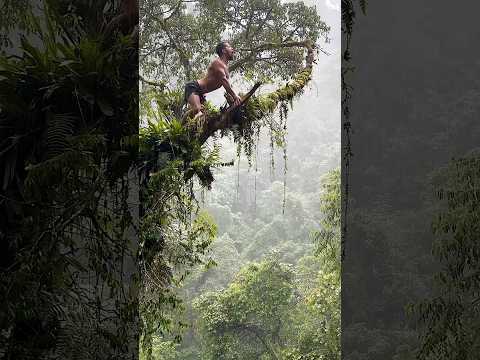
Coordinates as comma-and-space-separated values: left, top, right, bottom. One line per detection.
215, 63, 241, 106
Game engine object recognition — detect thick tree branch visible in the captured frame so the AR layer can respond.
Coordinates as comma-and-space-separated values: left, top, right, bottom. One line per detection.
157, 19, 192, 79
230, 40, 313, 73
249, 8, 274, 41
139, 75, 167, 90
198, 82, 262, 143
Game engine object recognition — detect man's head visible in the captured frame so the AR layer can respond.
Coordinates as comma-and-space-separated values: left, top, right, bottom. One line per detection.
215, 41, 234, 60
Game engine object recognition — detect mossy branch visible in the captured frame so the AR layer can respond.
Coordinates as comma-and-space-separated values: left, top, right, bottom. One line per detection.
140, 75, 167, 90
197, 82, 262, 143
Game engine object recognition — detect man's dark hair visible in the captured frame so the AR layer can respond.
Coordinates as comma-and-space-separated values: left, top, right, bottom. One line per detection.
215, 41, 229, 56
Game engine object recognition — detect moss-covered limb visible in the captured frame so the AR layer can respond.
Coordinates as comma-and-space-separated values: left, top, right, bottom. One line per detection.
255, 66, 312, 113
197, 82, 262, 144
140, 75, 167, 90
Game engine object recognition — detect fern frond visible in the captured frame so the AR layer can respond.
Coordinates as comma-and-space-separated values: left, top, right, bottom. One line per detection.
45, 112, 78, 159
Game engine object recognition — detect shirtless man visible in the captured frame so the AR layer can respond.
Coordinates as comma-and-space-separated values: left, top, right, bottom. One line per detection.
184, 41, 242, 119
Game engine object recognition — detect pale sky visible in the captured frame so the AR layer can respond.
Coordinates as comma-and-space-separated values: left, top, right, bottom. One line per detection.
325, 0, 340, 12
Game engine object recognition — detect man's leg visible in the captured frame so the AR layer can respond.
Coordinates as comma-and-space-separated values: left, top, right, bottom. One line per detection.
187, 93, 204, 120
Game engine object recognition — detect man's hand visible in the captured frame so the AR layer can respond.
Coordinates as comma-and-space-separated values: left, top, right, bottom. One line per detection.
233, 94, 242, 106
218, 69, 241, 106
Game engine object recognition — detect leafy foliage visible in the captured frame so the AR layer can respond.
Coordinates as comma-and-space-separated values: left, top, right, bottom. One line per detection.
138, 115, 222, 357
412, 154, 480, 360
314, 168, 341, 264
140, 0, 329, 82
194, 255, 295, 359
0, 2, 139, 358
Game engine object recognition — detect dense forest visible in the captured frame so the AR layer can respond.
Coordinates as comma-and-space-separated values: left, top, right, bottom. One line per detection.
145, 167, 341, 359
342, 2, 480, 359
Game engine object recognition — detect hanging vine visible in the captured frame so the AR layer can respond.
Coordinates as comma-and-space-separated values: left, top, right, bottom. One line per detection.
341, 0, 365, 259
279, 101, 289, 214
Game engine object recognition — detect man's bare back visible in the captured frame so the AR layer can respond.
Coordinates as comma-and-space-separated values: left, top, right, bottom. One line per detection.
184, 41, 241, 119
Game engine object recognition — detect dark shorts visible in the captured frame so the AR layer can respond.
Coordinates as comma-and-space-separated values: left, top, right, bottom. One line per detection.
184, 81, 206, 104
